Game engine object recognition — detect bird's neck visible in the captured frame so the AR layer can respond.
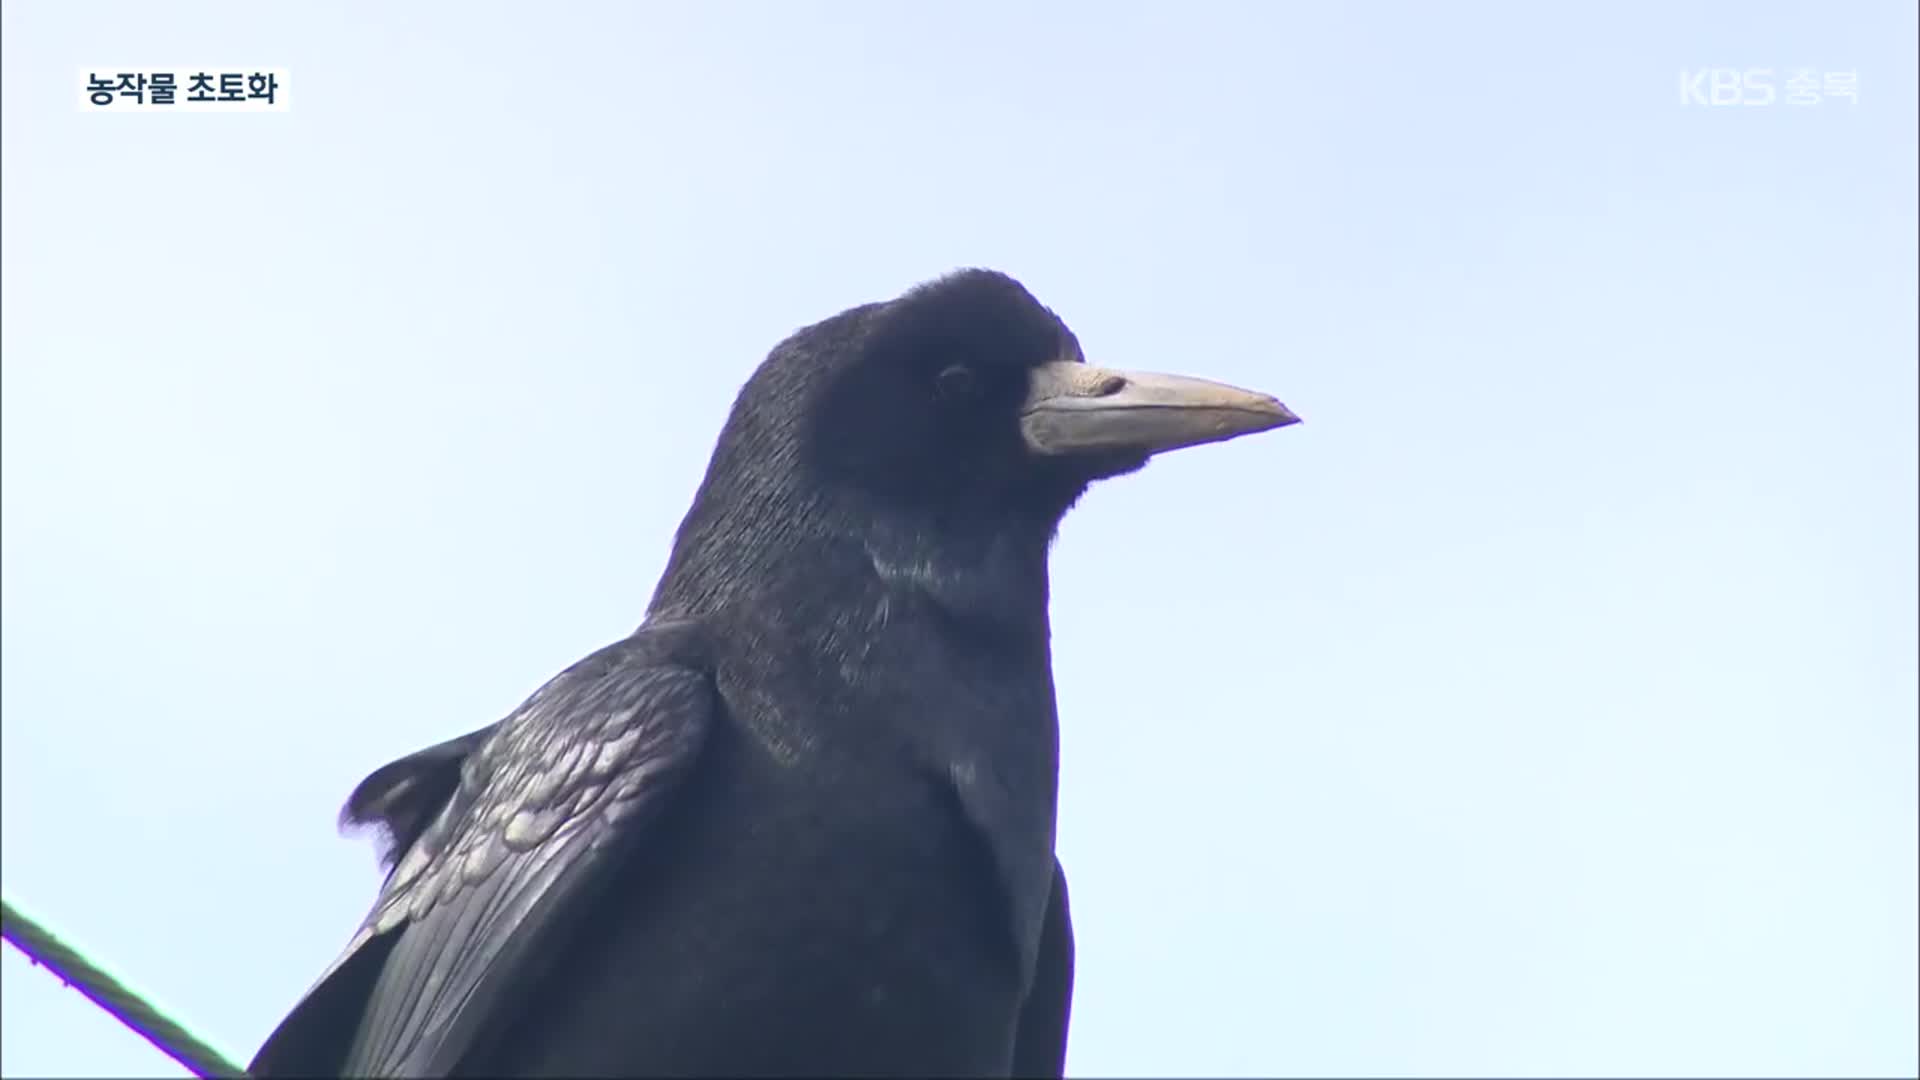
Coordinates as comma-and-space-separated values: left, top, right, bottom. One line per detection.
648, 484, 1062, 770
649, 480, 1058, 643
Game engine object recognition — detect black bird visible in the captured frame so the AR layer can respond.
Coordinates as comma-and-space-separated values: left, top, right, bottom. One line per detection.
249, 269, 1298, 1078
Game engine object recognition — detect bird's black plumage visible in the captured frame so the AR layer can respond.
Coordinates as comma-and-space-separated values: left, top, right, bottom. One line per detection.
250, 269, 1295, 1078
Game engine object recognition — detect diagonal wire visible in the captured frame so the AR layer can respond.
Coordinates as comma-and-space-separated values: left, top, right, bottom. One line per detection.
2, 895, 249, 1078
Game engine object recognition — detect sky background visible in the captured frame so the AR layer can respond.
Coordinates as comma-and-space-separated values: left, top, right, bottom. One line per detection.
3, 2, 1916, 1077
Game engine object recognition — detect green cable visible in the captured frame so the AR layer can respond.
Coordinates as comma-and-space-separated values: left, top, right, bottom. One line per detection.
2, 895, 249, 1078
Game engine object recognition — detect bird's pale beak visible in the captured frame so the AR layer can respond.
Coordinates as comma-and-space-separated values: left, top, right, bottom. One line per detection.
1019, 361, 1299, 458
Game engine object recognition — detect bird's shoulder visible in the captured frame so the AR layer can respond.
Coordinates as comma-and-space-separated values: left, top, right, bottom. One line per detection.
356, 620, 716, 940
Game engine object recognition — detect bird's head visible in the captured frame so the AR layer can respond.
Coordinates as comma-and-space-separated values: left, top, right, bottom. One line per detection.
651, 269, 1297, 620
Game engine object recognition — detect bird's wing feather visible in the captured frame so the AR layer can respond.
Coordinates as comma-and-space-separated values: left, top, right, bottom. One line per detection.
1011, 858, 1075, 1078
250, 625, 714, 1078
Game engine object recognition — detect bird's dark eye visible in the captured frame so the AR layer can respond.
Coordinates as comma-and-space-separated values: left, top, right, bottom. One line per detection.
935, 364, 976, 402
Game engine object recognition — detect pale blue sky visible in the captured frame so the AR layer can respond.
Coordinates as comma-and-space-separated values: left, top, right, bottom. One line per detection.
3, 2, 1915, 1077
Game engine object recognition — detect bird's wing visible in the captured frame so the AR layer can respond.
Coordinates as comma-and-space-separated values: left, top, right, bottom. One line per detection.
249, 624, 715, 1078
1011, 858, 1076, 1078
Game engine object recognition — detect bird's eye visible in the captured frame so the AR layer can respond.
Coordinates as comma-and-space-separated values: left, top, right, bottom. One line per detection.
935, 364, 976, 402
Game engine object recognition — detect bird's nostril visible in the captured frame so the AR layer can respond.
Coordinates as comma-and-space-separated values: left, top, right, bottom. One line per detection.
1091, 373, 1126, 397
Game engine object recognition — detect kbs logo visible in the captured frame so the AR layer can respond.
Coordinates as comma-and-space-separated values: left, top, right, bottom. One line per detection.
1679, 68, 1860, 107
